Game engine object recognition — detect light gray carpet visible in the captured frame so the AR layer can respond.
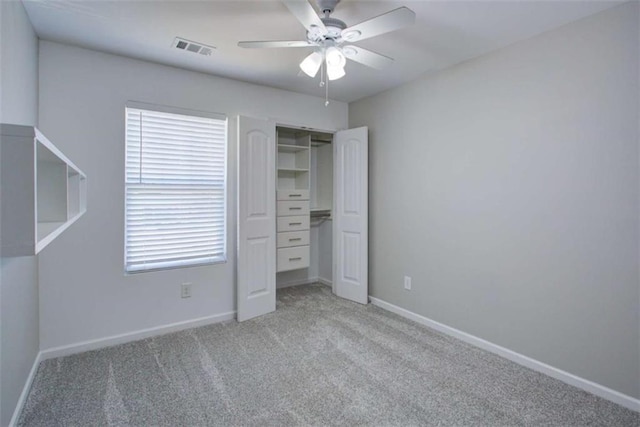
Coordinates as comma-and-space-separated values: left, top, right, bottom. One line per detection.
19, 284, 639, 426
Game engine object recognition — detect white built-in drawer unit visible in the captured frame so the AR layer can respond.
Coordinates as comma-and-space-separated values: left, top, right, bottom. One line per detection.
277, 200, 309, 217
276, 133, 310, 272
277, 230, 310, 248
277, 189, 309, 201
277, 215, 310, 233
277, 246, 310, 272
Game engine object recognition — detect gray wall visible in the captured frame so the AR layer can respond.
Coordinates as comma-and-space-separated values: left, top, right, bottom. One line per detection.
0, 1, 40, 425
350, 3, 639, 399
37, 41, 348, 350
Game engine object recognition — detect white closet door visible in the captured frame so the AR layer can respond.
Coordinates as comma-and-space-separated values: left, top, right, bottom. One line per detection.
237, 116, 276, 321
333, 127, 368, 304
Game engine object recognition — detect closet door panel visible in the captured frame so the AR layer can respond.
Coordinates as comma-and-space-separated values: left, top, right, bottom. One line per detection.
237, 116, 276, 321
333, 127, 368, 304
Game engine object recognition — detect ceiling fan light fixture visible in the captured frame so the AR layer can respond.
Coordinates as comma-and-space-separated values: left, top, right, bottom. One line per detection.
327, 64, 345, 81
300, 51, 323, 77
325, 46, 346, 69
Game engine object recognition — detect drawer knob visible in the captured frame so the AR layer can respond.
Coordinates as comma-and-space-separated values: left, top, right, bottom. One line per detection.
289, 207, 302, 210
289, 222, 302, 226
290, 194, 302, 197
289, 238, 302, 241
289, 257, 302, 261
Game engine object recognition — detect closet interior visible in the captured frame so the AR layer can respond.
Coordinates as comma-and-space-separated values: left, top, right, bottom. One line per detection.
275, 126, 333, 287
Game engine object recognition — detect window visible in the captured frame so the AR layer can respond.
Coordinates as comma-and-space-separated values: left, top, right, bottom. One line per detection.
125, 104, 227, 273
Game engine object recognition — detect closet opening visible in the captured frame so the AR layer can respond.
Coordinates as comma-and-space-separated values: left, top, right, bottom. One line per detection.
238, 115, 367, 320
275, 125, 334, 289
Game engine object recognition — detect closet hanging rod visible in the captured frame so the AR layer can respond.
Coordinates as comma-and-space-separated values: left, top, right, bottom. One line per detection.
311, 208, 331, 219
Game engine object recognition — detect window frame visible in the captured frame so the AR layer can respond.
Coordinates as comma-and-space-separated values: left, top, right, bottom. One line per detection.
123, 101, 228, 274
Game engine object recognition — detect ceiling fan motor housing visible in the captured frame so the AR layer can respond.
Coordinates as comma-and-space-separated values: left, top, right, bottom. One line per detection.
321, 17, 346, 39
308, 0, 347, 44
308, 16, 346, 44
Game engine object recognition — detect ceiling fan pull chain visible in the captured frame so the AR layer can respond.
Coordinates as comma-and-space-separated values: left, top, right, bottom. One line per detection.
319, 49, 328, 106
325, 75, 330, 107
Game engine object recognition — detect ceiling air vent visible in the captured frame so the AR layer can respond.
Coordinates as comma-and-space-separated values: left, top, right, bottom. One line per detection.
173, 37, 215, 57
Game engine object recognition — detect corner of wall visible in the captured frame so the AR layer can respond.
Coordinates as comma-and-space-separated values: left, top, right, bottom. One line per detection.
0, 0, 41, 425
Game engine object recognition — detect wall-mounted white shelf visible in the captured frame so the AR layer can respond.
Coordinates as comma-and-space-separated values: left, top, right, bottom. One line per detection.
277, 144, 309, 153
1, 123, 87, 256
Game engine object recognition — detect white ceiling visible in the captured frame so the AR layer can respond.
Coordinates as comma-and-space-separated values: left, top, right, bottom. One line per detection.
23, 0, 622, 103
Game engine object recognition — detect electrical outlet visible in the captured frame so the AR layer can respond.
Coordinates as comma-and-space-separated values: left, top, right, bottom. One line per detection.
404, 276, 412, 290
181, 282, 192, 298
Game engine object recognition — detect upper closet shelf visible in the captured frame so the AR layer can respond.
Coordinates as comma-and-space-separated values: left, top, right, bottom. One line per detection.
1, 123, 87, 256
278, 144, 309, 153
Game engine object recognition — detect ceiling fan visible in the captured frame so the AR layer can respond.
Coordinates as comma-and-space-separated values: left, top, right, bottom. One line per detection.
238, 0, 416, 87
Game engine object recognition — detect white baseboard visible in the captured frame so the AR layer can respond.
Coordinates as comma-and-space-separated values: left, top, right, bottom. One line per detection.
9, 350, 42, 427
317, 277, 332, 287
369, 296, 640, 413
40, 311, 236, 360
276, 276, 332, 289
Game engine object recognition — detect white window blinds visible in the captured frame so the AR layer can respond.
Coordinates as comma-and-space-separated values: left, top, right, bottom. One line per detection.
125, 106, 227, 273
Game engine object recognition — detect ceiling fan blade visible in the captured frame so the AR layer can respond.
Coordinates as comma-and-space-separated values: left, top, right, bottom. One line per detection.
282, 0, 327, 35
238, 40, 315, 48
343, 45, 394, 70
341, 7, 415, 43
